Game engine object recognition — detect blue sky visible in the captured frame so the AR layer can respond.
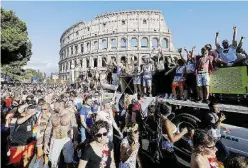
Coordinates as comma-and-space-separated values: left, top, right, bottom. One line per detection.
2, 1, 248, 75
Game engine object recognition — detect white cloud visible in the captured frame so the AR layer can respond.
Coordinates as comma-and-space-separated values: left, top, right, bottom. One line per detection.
25, 59, 58, 75
187, 9, 193, 12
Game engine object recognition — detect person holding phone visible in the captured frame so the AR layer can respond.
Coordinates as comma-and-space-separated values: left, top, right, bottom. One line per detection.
204, 98, 230, 162
120, 123, 142, 168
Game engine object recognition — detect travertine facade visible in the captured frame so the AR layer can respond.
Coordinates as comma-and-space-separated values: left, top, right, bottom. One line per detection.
59, 10, 179, 80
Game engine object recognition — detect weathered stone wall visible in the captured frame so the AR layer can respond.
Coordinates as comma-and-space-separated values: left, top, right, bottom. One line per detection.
59, 10, 179, 80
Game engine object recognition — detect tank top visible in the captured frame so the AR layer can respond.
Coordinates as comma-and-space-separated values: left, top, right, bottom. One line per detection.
174, 66, 186, 82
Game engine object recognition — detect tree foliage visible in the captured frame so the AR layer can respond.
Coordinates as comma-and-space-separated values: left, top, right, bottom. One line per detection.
24, 68, 44, 80
1, 8, 32, 71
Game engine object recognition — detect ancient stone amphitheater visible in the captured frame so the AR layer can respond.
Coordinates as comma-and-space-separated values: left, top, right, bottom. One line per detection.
59, 10, 179, 81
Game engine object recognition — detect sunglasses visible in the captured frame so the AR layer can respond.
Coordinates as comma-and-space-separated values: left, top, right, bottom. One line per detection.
205, 145, 216, 150
42, 108, 48, 110
96, 132, 108, 138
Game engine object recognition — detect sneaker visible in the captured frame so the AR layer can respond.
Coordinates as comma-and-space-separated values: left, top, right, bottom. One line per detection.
149, 94, 152, 97
169, 94, 173, 99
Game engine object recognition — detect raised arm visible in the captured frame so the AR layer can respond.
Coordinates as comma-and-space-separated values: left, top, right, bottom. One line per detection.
16, 111, 35, 124
164, 65, 177, 75
178, 48, 186, 63
232, 26, 238, 47
237, 36, 245, 51
215, 32, 221, 49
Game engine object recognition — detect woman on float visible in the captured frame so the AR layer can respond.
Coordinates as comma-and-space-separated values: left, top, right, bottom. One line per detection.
78, 120, 116, 168
157, 101, 189, 167
164, 59, 186, 100
119, 122, 142, 168
191, 129, 224, 168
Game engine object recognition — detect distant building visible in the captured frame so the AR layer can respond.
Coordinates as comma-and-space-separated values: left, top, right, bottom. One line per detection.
50, 72, 59, 81
59, 10, 179, 80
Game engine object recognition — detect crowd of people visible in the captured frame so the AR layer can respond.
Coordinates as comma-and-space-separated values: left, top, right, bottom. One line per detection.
1, 82, 248, 168
105, 26, 247, 103
1, 26, 248, 168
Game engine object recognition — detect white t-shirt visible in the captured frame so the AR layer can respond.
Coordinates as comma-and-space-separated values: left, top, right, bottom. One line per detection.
217, 45, 237, 63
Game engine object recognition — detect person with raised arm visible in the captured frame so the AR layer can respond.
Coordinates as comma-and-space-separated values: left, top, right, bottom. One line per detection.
215, 26, 244, 66
165, 50, 186, 100
180, 46, 197, 100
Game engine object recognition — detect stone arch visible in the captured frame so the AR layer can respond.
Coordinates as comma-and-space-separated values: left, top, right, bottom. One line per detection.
102, 57, 107, 67
94, 41, 98, 50
141, 37, 148, 48
86, 58, 90, 68
121, 56, 127, 63
93, 58, 98, 67
162, 38, 168, 48
87, 42, 91, 52
152, 37, 159, 48
121, 38, 127, 48
111, 38, 117, 49
102, 39, 107, 50
131, 37, 138, 48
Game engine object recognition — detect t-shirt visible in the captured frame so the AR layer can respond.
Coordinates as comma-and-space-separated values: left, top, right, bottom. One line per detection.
81, 142, 114, 168
143, 64, 152, 79
11, 115, 36, 146
217, 45, 237, 63
80, 106, 93, 128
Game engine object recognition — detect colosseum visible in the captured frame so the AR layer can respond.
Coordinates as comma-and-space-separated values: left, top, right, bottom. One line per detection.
59, 10, 179, 82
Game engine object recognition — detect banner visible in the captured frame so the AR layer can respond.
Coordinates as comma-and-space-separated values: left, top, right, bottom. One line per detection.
210, 66, 248, 94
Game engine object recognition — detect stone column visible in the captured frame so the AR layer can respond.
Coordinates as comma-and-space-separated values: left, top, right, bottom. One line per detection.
98, 56, 102, 68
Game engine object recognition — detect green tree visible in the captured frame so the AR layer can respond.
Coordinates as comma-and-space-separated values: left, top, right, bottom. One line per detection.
24, 68, 44, 80
1, 8, 32, 73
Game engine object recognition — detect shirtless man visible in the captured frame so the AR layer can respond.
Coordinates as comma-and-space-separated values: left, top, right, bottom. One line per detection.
44, 100, 78, 168
196, 47, 214, 103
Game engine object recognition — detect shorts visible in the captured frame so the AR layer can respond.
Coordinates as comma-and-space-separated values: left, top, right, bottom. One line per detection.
9, 141, 36, 164
143, 78, 152, 87
172, 82, 184, 89
49, 137, 74, 166
197, 72, 210, 86
133, 76, 141, 85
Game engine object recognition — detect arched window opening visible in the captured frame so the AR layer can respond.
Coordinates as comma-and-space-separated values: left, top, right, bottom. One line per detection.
152, 38, 159, 48
134, 56, 138, 61
71, 46, 73, 55
81, 44, 84, 53
111, 39, 117, 49
141, 37, 148, 48
87, 42, 91, 52
94, 58, 98, 67
131, 38, 137, 48
75, 45, 78, 54
94, 41, 98, 50
86, 59, 90, 68
102, 57, 107, 67
121, 56, 127, 63
102, 39, 107, 50
121, 38, 127, 48
80, 60, 82, 67
162, 38, 168, 48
